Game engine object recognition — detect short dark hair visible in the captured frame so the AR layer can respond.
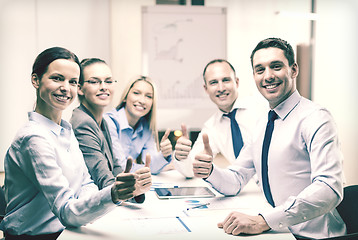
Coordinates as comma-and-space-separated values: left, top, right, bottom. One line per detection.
79, 58, 107, 85
202, 59, 236, 84
32, 47, 80, 80
250, 38, 295, 67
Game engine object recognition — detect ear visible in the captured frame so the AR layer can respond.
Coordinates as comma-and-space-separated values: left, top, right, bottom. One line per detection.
77, 84, 84, 97
235, 77, 239, 87
31, 74, 40, 89
291, 63, 299, 79
203, 83, 208, 92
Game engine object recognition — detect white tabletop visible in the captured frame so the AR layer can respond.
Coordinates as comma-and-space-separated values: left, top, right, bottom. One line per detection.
59, 170, 295, 240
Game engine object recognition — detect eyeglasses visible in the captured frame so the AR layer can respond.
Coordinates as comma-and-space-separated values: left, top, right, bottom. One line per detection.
83, 79, 117, 85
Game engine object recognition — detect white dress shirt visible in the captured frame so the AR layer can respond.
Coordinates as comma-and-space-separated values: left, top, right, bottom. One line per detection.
173, 96, 265, 178
206, 91, 346, 239
0, 112, 116, 235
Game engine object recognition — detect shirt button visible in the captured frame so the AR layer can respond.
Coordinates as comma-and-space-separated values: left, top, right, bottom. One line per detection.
279, 223, 283, 228
303, 216, 307, 220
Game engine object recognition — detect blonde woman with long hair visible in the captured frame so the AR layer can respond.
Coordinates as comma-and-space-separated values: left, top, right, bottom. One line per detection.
105, 76, 172, 175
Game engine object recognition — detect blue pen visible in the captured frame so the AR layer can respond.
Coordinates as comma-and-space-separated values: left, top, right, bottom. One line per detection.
176, 216, 191, 232
186, 202, 210, 211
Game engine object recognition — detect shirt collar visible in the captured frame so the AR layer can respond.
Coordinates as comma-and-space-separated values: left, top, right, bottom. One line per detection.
219, 97, 248, 117
273, 90, 301, 120
28, 111, 72, 137
118, 107, 144, 133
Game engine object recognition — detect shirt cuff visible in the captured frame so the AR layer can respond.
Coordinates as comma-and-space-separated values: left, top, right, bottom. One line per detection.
165, 154, 173, 163
103, 185, 122, 206
204, 164, 218, 183
134, 194, 145, 203
260, 205, 288, 230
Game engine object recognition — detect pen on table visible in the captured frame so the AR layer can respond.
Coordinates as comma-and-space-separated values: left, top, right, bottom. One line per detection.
186, 203, 210, 211
176, 216, 191, 232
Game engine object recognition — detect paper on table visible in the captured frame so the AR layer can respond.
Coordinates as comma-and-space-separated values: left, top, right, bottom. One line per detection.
184, 196, 253, 211
126, 216, 191, 235
150, 182, 179, 191
182, 196, 268, 218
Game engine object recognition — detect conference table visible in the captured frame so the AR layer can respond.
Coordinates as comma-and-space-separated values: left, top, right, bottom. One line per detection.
59, 169, 295, 240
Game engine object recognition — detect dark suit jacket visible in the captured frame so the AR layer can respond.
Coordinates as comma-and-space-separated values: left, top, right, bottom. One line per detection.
70, 105, 123, 189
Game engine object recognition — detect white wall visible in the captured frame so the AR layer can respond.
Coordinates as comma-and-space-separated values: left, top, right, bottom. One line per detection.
0, 0, 111, 171
314, 0, 358, 185
0, 1, 37, 168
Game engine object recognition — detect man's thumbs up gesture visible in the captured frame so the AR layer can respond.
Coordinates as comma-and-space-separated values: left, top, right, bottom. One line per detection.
174, 124, 192, 161
193, 133, 213, 178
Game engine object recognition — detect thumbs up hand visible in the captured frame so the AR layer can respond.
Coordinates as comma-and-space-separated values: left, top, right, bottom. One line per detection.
134, 154, 152, 196
193, 133, 213, 178
144, 154, 151, 168
124, 156, 133, 173
174, 124, 192, 161
160, 128, 173, 158
111, 158, 137, 203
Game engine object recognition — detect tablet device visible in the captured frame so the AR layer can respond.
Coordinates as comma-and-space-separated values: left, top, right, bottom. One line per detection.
154, 187, 216, 199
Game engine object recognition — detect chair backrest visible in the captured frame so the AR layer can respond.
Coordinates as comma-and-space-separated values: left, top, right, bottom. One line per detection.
0, 186, 6, 221
336, 185, 358, 234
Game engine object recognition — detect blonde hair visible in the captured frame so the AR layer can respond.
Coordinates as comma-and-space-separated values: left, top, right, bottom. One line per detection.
116, 75, 159, 150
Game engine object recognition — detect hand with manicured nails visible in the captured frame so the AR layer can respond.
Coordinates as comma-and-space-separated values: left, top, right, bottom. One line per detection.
134, 154, 152, 197
111, 157, 137, 203
174, 124, 192, 161
217, 212, 270, 235
160, 128, 173, 158
193, 133, 213, 178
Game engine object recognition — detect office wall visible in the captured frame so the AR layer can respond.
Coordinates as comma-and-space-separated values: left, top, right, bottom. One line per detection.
0, 0, 37, 171
314, 0, 358, 185
0, 0, 110, 171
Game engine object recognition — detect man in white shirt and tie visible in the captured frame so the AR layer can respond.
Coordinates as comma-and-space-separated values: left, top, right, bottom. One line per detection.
192, 38, 346, 239
173, 59, 264, 177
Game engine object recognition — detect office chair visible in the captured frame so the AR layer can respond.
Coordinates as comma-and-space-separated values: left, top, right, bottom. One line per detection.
0, 186, 5, 222
336, 185, 358, 234
319, 185, 358, 240
0, 186, 5, 240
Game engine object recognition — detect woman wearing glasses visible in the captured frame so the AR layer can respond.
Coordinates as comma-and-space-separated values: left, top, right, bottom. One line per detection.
70, 58, 151, 202
105, 76, 173, 175
1, 49, 138, 239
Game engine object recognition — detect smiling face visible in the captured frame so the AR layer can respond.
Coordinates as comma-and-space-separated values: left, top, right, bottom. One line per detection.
124, 80, 154, 127
252, 47, 298, 109
79, 62, 114, 111
203, 61, 239, 113
32, 58, 80, 122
